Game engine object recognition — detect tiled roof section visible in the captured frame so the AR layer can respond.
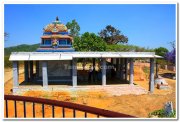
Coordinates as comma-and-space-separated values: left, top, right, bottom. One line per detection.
41, 35, 73, 40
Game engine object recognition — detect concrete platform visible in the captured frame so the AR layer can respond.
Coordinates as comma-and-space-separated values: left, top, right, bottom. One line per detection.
15, 84, 148, 96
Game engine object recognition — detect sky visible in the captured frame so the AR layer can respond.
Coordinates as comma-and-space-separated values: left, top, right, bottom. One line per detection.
4, 4, 176, 50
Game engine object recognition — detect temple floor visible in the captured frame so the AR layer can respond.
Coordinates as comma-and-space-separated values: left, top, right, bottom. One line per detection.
17, 84, 148, 96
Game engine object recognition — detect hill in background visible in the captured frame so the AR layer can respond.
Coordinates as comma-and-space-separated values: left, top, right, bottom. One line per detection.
5, 44, 39, 56
4, 44, 39, 67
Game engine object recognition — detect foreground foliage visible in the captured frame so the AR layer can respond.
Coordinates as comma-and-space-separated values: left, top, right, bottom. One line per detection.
149, 109, 176, 118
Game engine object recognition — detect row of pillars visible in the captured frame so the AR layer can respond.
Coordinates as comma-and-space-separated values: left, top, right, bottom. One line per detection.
73, 58, 106, 86
114, 58, 128, 81
24, 61, 39, 82
12, 58, 155, 93
110, 58, 133, 84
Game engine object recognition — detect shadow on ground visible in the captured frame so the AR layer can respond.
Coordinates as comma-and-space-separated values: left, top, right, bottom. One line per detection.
160, 73, 175, 79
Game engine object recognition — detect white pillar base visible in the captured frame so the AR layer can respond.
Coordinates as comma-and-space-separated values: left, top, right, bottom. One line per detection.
13, 87, 19, 94
102, 58, 106, 86
72, 58, 77, 87
149, 58, 155, 93
42, 61, 48, 87
129, 58, 134, 85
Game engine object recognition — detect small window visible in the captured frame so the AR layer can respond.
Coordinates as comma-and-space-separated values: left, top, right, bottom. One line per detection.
67, 40, 71, 45
59, 40, 67, 45
44, 40, 51, 45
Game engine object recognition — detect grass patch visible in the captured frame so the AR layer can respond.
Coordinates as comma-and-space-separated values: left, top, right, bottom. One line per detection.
71, 97, 77, 101
42, 94, 50, 99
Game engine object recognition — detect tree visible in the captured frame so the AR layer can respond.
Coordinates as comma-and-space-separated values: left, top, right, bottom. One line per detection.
98, 25, 128, 44
154, 47, 169, 73
169, 41, 175, 49
4, 32, 9, 41
73, 32, 106, 51
154, 47, 169, 57
165, 41, 176, 65
66, 19, 80, 37
165, 49, 175, 65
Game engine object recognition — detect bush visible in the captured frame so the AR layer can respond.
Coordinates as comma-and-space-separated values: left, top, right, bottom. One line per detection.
157, 59, 168, 66
149, 109, 176, 118
4, 55, 12, 68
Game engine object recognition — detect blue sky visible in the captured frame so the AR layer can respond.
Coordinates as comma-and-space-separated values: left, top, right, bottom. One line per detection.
4, 4, 176, 50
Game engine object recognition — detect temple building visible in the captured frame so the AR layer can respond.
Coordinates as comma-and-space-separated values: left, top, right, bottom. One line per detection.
37, 17, 74, 52
9, 17, 162, 94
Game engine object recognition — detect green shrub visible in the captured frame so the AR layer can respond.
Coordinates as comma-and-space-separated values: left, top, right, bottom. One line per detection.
71, 97, 77, 101
149, 109, 176, 118
4, 55, 12, 68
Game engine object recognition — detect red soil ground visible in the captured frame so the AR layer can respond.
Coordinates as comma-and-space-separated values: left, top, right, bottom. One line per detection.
4, 64, 176, 118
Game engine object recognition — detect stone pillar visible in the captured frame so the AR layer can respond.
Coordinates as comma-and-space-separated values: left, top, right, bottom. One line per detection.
155, 60, 158, 78
116, 58, 119, 71
92, 58, 95, 82
29, 61, 33, 80
24, 61, 29, 82
122, 59, 126, 80
111, 58, 114, 64
129, 58, 134, 85
173, 66, 175, 72
149, 58, 155, 93
111, 58, 114, 78
72, 58, 77, 87
116, 58, 120, 79
102, 58, 106, 86
82, 58, 85, 70
125, 58, 128, 81
70, 60, 73, 76
13, 61, 19, 93
120, 58, 123, 80
42, 61, 48, 88
36, 61, 39, 77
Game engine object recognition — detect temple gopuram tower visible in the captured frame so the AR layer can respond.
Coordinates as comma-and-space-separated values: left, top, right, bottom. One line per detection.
37, 17, 74, 52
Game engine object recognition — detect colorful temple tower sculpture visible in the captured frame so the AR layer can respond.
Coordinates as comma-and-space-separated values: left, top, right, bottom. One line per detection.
36, 17, 75, 52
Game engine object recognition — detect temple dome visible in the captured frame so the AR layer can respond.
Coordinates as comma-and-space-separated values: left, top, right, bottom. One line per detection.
43, 17, 68, 33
